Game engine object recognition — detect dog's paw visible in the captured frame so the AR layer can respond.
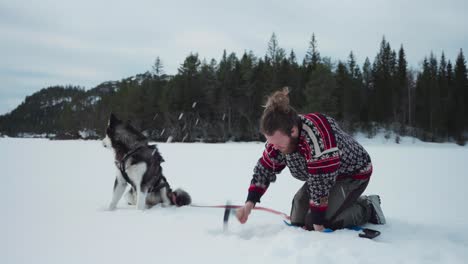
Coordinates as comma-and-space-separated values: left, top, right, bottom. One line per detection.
136, 204, 147, 210
96, 206, 111, 212
108, 204, 117, 211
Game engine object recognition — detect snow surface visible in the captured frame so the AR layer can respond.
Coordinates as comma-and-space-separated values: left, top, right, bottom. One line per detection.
1, 137, 468, 264
40, 97, 72, 108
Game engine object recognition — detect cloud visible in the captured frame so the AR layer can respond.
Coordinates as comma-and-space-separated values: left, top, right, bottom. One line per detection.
0, 0, 467, 115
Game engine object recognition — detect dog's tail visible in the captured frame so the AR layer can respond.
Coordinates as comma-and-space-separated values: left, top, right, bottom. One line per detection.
173, 188, 192, 206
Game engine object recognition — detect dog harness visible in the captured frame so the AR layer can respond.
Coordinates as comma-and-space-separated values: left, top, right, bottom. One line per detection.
115, 145, 172, 194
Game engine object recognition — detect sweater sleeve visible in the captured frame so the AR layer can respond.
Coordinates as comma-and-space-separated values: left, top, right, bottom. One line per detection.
246, 144, 286, 204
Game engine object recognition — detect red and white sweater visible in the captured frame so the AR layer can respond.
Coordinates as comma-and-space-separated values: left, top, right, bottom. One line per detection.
247, 113, 373, 225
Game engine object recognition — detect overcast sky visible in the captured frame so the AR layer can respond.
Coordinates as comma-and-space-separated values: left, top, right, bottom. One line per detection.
1, 0, 467, 115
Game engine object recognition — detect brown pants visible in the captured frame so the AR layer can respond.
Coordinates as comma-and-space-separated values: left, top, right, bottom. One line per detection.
290, 178, 371, 229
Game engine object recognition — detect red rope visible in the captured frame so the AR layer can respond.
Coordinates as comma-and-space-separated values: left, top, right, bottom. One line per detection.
190, 204, 291, 220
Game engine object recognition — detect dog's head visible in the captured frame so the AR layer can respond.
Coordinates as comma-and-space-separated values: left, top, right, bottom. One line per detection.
102, 113, 148, 151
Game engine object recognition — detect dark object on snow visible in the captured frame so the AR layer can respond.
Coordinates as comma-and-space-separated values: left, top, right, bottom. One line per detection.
223, 201, 232, 232
359, 228, 381, 239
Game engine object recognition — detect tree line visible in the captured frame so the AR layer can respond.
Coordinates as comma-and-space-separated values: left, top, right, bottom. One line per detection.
0, 34, 467, 144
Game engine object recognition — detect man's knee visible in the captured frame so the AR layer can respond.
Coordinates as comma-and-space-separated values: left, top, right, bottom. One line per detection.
290, 188, 309, 225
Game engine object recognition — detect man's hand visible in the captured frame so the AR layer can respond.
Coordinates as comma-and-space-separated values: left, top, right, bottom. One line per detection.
305, 211, 327, 231
313, 224, 325, 232
236, 201, 255, 224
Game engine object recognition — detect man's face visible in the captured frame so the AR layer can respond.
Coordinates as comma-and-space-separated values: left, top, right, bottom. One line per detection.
265, 127, 299, 154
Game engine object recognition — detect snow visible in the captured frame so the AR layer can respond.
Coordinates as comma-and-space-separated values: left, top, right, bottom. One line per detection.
16, 132, 55, 138
86, 95, 101, 106
78, 129, 98, 139
40, 97, 72, 108
1, 137, 468, 264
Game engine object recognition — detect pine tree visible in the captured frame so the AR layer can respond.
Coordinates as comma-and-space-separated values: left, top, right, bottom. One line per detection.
305, 63, 338, 116
438, 53, 449, 139
428, 53, 443, 140
152, 56, 164, 78
361, 57, 372, 125
415, 58, 432, 140
217, 50, 240, 139
446, 60, 457, 140
304, 34, 321, 70
267, 33, 286, 66
2, 34, 466, 144
371, 37, 394, 123
172, 52, 202, 118
199, 58, 219, 116
397, 45, 408, 125
287, 49, 305, 110
265, 33, 286, 93
389, 48, 398, 124
289, 49, 298, 66
334, 61, 348, 120
348, 52, 363, 126
234, 51, 257, 139
454, 49, 468, 144
333, 52, 363, 130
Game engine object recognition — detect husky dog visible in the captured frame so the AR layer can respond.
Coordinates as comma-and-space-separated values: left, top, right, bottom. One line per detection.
102, 113, 191, 210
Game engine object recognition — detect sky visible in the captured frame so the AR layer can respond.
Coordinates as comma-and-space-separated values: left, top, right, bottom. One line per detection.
1, 0, 467, 115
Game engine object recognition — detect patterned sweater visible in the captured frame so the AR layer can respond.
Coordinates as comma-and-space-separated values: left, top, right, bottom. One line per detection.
246, 113, 372, 225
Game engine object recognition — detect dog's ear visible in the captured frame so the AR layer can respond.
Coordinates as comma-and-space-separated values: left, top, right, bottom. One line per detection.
152, 148, 165, 163
109, 113, 121, 126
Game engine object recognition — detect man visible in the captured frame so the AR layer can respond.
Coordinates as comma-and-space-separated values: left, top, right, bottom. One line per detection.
236, 88, 386, 231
